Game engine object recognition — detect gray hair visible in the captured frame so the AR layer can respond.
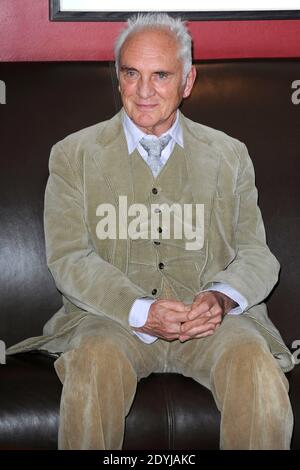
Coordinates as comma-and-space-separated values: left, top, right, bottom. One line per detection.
114, 13, 193, 83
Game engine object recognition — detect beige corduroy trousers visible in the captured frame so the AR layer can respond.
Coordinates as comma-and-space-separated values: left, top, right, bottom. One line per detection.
54, 314, 293, 450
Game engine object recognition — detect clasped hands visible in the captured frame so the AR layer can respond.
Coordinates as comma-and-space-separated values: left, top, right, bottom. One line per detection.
134, 291, 237, 342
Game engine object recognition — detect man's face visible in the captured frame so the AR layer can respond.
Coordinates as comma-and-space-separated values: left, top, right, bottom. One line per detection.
118, 29, 196, 136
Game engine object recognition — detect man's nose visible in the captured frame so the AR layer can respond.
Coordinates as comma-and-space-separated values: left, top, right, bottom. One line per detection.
137, 77, 155, 99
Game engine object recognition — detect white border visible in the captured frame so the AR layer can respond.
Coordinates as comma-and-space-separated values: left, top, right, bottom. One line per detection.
60, 0, 300, 12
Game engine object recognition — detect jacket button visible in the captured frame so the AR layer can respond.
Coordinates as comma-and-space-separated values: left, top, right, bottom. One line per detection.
158, 262, 165, 270
152, 188, 158, 194
152, 288, 157, 295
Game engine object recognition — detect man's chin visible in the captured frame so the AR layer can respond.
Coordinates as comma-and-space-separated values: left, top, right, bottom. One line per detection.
130, 115, 159, 133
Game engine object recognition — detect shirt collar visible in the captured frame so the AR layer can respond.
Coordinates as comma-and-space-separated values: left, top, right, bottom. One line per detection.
122, 109, 183, 155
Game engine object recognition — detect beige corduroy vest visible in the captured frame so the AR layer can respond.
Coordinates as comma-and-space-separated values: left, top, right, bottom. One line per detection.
127, 143, 203, 303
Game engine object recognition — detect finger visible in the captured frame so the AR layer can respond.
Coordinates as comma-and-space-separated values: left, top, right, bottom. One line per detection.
179, 335, 191, 343
181, 313, 215, 333
159, 300, 191, 312
188, 301, 212, 320
209, 303, 224, 318
185, 314, 222, 332
179, 328, 215, 342
189, 298, 224, 321
149, 304, 190, 324
138, 322, 181, 340
187, 308, 209, 321
194, 330, 215, 338
181, 321, 217, 338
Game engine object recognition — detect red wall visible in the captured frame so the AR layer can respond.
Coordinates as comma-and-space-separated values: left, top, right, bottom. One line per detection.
1, 0, 300, 61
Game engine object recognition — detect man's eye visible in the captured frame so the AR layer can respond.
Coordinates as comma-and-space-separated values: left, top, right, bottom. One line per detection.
156, 72, 169, 80
125, 70, 137, 78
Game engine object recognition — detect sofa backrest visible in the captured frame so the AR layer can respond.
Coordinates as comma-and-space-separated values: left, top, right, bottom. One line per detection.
1, 60, 299, 348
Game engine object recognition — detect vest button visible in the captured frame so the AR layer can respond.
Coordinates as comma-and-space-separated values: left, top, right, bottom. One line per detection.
158, 262, 165, 270
158, 227, 163, 233
152, 188, 158, 194
152, 288, 157, 295
154, 241, 160, 246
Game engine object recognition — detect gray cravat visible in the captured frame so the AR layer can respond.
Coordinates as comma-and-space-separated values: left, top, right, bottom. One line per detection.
140, 134, 171, 177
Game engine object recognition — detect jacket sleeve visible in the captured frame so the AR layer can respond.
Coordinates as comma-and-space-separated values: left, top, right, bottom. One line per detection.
44, 141, 148, 329
203, 141, 280, 310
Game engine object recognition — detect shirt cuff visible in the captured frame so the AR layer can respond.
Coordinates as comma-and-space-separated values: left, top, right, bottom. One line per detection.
200, 282, 248, 315
129, 298, 158, 344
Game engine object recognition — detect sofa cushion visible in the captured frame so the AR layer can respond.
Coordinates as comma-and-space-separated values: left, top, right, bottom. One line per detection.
0, 352, 221, 450
0, 352, 61, 450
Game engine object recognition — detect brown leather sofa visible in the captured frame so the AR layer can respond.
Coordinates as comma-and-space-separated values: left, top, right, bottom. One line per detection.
0, 60, 299, 450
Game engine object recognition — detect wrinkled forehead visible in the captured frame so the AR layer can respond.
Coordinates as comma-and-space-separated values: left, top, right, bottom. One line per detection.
120, 28, 181, 62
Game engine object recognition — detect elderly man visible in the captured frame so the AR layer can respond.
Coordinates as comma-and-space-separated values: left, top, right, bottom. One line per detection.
7, 13, 294, 449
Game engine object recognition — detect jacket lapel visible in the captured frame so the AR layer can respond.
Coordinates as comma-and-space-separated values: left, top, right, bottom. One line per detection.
94, 111, 134, 206
92, 111, 134, 273
180, 113, 221, 264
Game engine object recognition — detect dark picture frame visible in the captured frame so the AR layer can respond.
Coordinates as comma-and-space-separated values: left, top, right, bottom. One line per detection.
50, 0, 300, 22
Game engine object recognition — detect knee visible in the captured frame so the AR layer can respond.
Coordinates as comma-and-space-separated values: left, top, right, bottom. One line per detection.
78, 335, 114, 354
55, 335, 132, 382
77, 335, 129, 367
217, 339, 273, 370
212, 339, 289, 397
212, 339, 293, 449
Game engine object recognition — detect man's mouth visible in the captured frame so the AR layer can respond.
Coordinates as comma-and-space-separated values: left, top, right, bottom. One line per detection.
135, 103, 158, 110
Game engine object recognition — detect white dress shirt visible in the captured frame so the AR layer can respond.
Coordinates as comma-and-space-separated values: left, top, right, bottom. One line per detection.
122, 110, 247, 344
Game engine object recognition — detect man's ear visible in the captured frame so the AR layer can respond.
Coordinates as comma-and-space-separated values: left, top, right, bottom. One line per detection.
183, 66, 197, 99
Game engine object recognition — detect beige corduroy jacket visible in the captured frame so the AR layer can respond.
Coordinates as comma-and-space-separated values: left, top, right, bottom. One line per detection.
6, 111, 295, 372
